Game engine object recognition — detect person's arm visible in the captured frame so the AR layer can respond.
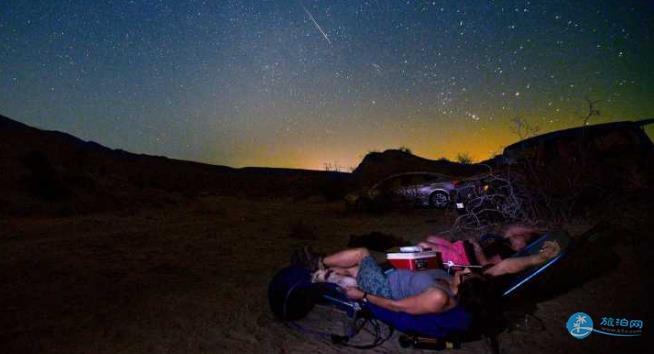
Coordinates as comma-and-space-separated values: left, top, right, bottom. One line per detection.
417, 241, 437, 251
484, 240, 560, 277
483, 254, 543, 276
345, 287, 449, 315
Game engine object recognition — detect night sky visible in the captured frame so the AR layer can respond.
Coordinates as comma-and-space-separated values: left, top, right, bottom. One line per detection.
1, 1, 653, 170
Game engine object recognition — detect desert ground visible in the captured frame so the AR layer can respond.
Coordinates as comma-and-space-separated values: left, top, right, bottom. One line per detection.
1, 195, 650, 353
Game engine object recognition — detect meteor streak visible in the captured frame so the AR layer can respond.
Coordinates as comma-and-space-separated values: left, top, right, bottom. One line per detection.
300, 2, 331, 45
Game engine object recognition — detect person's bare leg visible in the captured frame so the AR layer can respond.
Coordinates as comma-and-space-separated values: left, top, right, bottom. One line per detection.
323, 247, 370, 270
329, 265, 360, 278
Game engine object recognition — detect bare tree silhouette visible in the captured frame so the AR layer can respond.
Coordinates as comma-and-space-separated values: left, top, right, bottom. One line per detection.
580, 97, 601, 126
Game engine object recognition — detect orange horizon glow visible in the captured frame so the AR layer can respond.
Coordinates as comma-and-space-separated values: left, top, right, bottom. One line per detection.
211, 111, 653, 171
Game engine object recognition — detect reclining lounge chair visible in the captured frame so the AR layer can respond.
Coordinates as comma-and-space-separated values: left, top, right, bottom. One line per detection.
268, 230, 571, 350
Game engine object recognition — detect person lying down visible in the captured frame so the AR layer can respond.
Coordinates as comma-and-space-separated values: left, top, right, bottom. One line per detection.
312, 225, 560, 298
305, 249, 557, 319
310, 238, 560, 292
304, 247, 491, 315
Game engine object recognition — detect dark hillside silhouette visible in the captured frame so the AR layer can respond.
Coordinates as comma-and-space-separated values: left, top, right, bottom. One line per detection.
503, 119, 653, 161
351, 149, 486, 187
1, 114, 651, 217
0, 114, 349, 215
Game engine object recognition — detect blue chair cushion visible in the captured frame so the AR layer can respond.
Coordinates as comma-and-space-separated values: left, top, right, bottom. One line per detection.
502, 231, 570, 296
365, 302, 472, 338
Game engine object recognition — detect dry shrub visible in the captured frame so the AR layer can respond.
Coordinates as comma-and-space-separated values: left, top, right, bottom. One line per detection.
451, 166, 527, 233
509, 141, 652, 223
455, 152, 473, 164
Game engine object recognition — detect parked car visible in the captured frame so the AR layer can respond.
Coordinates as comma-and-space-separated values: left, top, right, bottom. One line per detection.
345, 172, 457, 210
452, 177, 488, 213
452, 174, 517, 221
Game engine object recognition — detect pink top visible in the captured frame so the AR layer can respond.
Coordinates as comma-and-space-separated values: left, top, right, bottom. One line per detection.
418, 235, 472, 266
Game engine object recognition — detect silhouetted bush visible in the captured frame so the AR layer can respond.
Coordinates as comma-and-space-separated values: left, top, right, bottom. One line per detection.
456, 152, 473, 164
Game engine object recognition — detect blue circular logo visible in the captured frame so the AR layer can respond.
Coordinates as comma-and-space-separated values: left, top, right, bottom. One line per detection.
566, 312, 594, 339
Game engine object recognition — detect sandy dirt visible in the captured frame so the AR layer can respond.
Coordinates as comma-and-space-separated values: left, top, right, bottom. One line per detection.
1, 196, 650, 353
